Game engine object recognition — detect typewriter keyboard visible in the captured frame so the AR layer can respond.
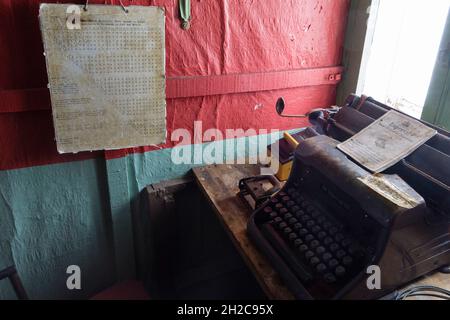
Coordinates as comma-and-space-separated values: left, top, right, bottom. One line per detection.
259, 188, 366, 290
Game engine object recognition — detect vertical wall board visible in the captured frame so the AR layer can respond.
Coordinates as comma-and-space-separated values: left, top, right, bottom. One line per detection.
422, 12, 450, 130
104, 156, 137, 281
337, 0, 377, 104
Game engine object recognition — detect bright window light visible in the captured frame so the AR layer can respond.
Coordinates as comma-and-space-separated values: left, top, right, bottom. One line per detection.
360, 0, 449, 119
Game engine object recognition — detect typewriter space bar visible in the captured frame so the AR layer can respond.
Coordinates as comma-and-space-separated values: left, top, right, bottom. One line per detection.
261, 223, 313, 283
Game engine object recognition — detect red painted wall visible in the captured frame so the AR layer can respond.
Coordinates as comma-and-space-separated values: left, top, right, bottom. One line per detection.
0, 0, 349, 169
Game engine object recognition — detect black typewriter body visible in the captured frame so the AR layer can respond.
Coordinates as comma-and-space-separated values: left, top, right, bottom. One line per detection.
248, 96, 450, 300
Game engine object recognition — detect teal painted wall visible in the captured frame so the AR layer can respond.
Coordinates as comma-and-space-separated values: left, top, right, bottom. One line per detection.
105, 133, 284, 281
0, 159, 115, 299
0, 132, 284, 299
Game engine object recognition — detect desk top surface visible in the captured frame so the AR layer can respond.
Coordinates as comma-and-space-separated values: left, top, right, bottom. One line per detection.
192, 164, 450, 300
193, 164, 294, 300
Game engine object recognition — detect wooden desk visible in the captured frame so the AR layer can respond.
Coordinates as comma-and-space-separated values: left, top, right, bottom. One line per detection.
193, 164, 450, 300
193, 164, 294, 300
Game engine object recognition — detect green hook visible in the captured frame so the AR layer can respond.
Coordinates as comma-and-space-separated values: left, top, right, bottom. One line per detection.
179, 0, 191, 30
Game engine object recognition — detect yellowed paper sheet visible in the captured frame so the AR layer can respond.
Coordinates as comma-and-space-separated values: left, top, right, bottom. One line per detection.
358, 174, 424, 209
337, 110, 437, 173
39, 4, 166, 153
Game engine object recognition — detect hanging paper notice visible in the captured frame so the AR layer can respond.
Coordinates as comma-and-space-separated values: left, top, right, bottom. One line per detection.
39, 4, 166, 153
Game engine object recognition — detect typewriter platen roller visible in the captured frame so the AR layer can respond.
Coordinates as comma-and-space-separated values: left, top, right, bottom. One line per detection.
248, 134, 450, 300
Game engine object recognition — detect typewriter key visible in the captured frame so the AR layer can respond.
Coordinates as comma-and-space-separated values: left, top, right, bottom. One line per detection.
311, 226, 322, 234
328, 259, 339, 269
322, 253, 333, 262
317, 231, 327, 240
306, 220, 316, 228
298, 228, 308, 236
310, 257, 320, 267
316, 246, 326, 255
295, 210, 305, 219
301, 215, 311, 223
289, 233, 298, 241
279, 222, 288, 230
330, 243, 340, 253
324, 237, 334, 246
298, 244, 308, 253
293, 223, 302, 231
324, 273, 337, 284
287, 201, 296, 208
310, 240, 320, 250
336, 250, 346, 259
284, 213, 293, 220
294, 239, 303, 247
316, 263, 327, 274
305, 251, 315, 260
323, 222, 333, 230
335, 266, 346, 277
305, 234, 315, 243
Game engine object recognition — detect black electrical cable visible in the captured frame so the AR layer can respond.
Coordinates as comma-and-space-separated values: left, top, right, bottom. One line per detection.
396, 290, 449, 300
394, 285, 450, 300
407, 293, 450, 300
408, 286, 450, 296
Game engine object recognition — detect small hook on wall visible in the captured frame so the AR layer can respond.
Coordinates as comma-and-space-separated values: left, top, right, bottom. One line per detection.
179, 0, 191, 30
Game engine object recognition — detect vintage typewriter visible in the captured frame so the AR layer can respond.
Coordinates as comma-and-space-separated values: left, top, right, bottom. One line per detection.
247, 95, 450, 300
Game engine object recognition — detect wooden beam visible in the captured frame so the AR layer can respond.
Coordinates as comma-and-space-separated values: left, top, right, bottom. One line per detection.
0, 67, 342, 114
337, 0, 379, 104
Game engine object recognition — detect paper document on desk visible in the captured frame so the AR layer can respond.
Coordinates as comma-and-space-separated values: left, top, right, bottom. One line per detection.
337, 110, 437, 173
